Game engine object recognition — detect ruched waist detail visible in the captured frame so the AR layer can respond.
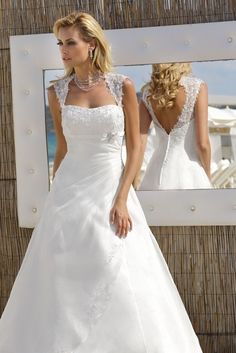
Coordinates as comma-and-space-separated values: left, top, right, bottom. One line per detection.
66, 133, 124, 154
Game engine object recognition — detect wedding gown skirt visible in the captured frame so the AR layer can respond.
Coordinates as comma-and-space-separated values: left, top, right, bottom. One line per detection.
0, 77, 203, 353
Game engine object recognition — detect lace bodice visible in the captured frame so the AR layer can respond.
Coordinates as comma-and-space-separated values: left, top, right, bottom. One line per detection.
142, 74, 204, 137
52, 72, 128, 149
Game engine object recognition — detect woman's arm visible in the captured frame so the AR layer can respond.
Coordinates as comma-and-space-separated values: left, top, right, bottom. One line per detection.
110, 78, 140, 237
47, 86, 67, 179
194, 82, 211, 179
116, 78, 141, 200
133, 100, 152, 189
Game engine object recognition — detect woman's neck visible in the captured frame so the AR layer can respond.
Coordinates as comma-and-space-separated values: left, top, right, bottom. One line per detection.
74, 64, 99, 80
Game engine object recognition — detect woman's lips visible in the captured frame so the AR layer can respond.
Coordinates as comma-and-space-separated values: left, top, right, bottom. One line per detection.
62, 58, 72, 61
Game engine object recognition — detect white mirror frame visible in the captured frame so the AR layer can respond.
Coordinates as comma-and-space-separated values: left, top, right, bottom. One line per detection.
10, 20, 236, 228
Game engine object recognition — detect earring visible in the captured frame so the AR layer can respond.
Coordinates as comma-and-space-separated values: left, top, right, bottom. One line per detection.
89, 48, 93, 59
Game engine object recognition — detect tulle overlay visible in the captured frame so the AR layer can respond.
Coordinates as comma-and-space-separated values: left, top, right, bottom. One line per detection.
0, 73, 203, 353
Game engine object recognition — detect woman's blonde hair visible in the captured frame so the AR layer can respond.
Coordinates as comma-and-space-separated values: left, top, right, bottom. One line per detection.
53, 11, 112, 77
143, 63, 192, 109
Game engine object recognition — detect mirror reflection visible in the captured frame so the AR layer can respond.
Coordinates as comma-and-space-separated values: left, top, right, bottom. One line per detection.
44, 60, 236, 190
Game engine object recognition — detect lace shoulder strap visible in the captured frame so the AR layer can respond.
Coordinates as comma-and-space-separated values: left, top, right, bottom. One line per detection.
141, 85, 155, 118
180, 75, 204, 113
104, 72, 129, 107
53, 75, 74, 107
142, 85, 151, 108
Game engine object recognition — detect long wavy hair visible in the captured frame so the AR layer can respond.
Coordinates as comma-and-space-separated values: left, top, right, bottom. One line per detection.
53, 11, 112, 78
142, 63, 192, 109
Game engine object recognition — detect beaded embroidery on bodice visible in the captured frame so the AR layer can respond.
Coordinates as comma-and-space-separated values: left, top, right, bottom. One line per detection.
52, 73, 128, 150
142, 74, 204, 137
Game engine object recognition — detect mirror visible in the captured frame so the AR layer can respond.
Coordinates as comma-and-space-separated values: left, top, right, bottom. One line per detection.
44, 60, 236, 189
10, 21, 236, 227
44, 70, 61, 183
136, 60, 236, 190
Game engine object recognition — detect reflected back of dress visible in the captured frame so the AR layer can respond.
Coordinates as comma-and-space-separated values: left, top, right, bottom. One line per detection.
140, 74, 213, 190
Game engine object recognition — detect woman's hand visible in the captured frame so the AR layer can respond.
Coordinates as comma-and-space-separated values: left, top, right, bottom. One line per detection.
109, 198, 132, 238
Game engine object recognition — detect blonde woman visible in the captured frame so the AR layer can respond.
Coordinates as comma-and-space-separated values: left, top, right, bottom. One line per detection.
135, 63, 212, 190
0, 14, 203, 353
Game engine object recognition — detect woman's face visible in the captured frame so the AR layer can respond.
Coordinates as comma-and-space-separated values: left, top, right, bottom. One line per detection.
57, 26, 92, 68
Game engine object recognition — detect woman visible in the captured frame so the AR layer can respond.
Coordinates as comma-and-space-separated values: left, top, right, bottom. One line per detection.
135, 63, 212, 190
0, 13, 203, 353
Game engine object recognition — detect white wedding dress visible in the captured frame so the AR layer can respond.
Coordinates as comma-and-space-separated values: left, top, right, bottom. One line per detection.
0, 73, 203, 353
139, 75, 213, 190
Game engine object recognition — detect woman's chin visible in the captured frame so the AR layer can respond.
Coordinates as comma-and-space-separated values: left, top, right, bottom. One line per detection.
63, 60, 73, 68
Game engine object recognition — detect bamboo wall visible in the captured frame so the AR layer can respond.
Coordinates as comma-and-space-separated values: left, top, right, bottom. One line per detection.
1, 1, 236, 352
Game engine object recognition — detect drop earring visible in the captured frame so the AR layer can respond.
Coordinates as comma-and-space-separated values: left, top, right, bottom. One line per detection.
89, 48, 93, 59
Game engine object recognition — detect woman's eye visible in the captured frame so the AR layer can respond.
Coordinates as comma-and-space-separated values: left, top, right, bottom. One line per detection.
56, 41, 76, 46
